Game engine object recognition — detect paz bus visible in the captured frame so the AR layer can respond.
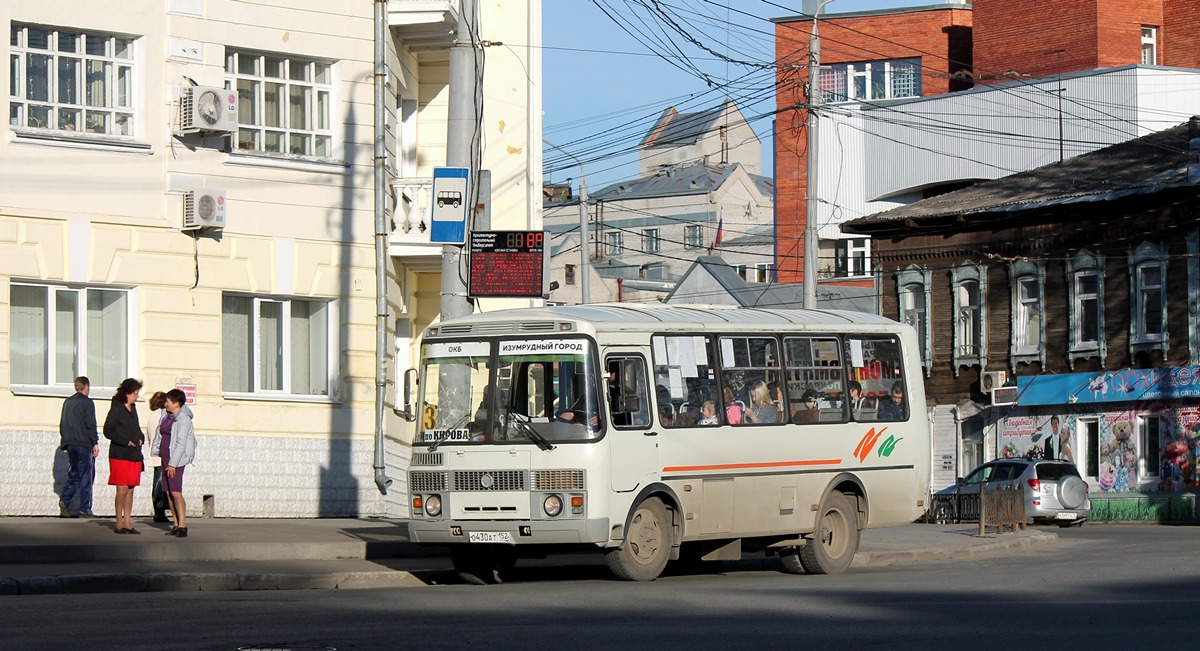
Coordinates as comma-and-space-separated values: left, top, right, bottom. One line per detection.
400, 304, 931, 583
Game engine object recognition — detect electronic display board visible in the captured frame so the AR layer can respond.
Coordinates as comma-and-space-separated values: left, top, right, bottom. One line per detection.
468, 230, 549, 298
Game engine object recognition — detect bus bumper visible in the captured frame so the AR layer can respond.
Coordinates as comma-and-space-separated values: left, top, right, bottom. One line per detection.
408, 517, 612, 546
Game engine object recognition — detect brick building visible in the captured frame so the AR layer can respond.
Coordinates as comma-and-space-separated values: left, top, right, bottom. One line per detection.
772, 0, 1200, 285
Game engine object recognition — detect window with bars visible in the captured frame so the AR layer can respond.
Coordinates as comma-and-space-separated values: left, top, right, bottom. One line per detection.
819, 57, 921, 103
9, 24, 135, 136
222, 294, 337, 397
642, 228, 660, 253
9, 282, 131, 389
225, 51, 333, 158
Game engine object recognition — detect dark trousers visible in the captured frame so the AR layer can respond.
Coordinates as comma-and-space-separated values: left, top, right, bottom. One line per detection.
61, 445, 95, 514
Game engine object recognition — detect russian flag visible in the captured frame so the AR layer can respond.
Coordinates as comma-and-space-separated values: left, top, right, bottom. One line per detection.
708, 217, 724, 254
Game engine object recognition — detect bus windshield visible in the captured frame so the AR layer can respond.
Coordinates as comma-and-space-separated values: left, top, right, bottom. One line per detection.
418, 338, 603, 446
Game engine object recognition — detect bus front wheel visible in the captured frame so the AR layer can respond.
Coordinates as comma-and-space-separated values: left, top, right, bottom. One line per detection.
606, 497, 672, 581
796, 492, 860, 575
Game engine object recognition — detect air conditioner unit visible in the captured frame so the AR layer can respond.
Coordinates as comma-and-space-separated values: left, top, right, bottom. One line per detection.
981, 370, 1009, 393
177, 85, 238, 135
182, 190, 227, 231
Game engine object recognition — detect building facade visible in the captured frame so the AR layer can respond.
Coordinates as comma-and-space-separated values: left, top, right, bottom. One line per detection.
2, 0, 541, 518
844, 119, 1200, 519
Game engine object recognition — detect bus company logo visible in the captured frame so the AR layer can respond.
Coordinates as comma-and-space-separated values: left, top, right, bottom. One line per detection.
853, 427, 903, 462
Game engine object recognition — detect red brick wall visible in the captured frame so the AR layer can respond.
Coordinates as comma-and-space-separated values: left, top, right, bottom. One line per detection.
1162, 0, 1200, 67
774, 8, 971, 283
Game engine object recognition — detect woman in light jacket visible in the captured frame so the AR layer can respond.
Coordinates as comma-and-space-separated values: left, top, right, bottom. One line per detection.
151, 388, 196, 538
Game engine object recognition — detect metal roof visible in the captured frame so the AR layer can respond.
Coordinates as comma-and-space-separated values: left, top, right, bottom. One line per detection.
640, 101, 731, 148
589, 161, 772, 202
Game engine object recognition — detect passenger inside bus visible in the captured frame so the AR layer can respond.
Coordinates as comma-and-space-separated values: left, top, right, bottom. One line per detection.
743, 381, 779, 424
877, 381, 906, 421
791, 388, 820, 424
698, 400, 719, 425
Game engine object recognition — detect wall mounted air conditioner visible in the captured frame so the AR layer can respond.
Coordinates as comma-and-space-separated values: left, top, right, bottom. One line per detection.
981, 370, 1009, 393
177, 85, 238, 135
182, 189, 227, 231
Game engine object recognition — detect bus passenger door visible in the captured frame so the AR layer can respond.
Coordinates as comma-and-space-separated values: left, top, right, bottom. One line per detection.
606, 355, 659, 492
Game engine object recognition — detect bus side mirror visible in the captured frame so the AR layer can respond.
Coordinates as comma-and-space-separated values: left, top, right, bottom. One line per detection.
399, 368, 418, 421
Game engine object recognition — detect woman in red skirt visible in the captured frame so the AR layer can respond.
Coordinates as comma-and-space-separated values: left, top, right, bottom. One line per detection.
104, 378, 144, 534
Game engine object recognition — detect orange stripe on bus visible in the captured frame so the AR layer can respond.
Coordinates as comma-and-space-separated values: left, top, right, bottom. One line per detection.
662, 459, 843, 473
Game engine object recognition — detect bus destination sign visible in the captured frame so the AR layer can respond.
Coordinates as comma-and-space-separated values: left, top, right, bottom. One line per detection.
468, 230, 549, 298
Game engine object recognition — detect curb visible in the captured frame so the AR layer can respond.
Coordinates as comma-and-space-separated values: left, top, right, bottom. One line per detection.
0, 570, 424, 595
854, 530, 1059, 567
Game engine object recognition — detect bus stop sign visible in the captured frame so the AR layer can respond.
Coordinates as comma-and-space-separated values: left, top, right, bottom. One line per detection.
430, 167, 469, 244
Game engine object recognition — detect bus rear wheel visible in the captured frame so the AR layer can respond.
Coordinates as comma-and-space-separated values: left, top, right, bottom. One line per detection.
797, 492, 859, 575
606, 497, 672, 581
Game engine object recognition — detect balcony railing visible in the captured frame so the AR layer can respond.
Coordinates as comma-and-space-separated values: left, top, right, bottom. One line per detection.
389, 178, 442, 265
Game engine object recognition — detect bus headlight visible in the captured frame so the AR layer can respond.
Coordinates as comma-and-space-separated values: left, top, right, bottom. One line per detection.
424, 494, 442, 517
543, 494, 564, 517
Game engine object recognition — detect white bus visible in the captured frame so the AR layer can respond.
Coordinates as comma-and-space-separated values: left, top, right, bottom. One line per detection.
401, 304, 931, 583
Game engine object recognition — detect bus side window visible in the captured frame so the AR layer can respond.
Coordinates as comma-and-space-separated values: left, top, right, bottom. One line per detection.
607, 357, 650, 429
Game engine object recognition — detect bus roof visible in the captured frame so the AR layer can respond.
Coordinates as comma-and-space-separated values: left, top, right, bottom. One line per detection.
428, 303, 904, 336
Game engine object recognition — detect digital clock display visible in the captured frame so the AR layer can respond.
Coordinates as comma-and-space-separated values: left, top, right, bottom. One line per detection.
468, 230, 549, 298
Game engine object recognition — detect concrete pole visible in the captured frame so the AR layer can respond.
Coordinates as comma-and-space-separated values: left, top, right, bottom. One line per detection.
443, 0, 478, 324
804, 0, 834, 309
544, 140, 590, 303
371, 0, 393, 495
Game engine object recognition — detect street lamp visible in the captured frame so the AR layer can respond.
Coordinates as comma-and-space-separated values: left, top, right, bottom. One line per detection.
545, 140, 591, 304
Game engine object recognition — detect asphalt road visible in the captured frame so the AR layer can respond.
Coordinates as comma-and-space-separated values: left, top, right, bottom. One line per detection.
3, 523, 1195, 650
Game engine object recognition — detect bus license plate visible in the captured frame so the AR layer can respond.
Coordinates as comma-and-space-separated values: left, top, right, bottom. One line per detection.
468, 531, 514, 544
1055, 512, 1077, 520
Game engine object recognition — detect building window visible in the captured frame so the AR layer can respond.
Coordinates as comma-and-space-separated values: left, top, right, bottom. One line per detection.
9, 282, 131, 389
684, 225, 703, 249
564, 264, 576, 286
641, 263, 667, 280
642, 228, 660, 253
222, 295, 337, 397
1141, 27, 1157, 65
1188, 232, 1200, 364
1137, 414, 1161, 483
819, 57, 921, 103
1129, 241, 1167, 357
9, 24, 135, 135
225, 51, 333, 158
835, 238, 870, 277
1009, 260, 1045, 366
754, 263, 775, 284
604, 230, 623, 256
951, 262, 988, 375
895, 265, 932, 375
1066, 249, 1106, 369
734, 264, 748, 280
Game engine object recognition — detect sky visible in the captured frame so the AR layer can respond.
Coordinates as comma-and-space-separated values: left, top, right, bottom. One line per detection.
541, 0, 919, 191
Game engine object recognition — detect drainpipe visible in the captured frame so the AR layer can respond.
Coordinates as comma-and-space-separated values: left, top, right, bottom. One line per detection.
372, 0, 393, 495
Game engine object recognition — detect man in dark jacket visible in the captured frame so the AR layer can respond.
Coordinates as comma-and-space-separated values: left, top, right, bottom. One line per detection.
59, 376, 98, 517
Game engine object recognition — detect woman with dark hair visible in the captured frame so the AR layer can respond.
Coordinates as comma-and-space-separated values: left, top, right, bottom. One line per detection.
104, 378, 144, 534
152, 388, 197, 537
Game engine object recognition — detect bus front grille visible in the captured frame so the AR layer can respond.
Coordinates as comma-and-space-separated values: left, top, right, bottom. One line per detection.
410, 452, 444, 466
409, 471, 448, 492
531, 470, 585, 491
453, 470, 525, 491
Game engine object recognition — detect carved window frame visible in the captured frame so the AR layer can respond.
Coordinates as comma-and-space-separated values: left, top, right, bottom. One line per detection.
896, 265, 932, 377
950, 262, 987, 377
1009, 259, 1046, 368
1065, 249, 1106, 370
1128, 241, 1168, 358
1188, 231, 1199, 364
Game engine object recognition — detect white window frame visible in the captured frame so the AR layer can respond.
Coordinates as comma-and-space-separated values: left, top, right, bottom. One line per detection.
225, 50, 335, 160
835, 238, 870, 277
642, 228, 660, 254
896, 265, 932, 376
684, 225, 703, 249
754, 262, 775, 284
564, 264, 576, 286
951, 262, 988, 376
1009, 260, 1045, 366
1141, 26, 1157, 65
9, 24, 137, 140
604, 230, 623, 256
1066, 249, 1105, 369
1137, 413, 1161, 483
221, 294, 340, 402
1129, 241, 1167, 357
819, 57, 921, 103
8, 281, 136, 396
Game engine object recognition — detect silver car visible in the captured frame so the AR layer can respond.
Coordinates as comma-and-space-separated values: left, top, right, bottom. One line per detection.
930, 458, 1091, 527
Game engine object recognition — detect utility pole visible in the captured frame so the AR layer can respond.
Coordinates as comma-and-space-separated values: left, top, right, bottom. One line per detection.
804, 0, 834, 309
544, 140, 590, 303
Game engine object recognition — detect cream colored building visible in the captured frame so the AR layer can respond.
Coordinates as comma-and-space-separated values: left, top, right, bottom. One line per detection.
1, 0, 541, 518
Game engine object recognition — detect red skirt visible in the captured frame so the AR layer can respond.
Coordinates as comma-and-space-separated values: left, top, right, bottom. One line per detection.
108, 459, 143, 487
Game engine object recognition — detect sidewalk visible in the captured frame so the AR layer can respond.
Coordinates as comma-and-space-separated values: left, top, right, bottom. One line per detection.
0, 516, 1058, 595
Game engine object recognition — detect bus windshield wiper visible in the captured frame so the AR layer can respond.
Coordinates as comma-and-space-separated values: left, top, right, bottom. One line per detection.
428, 414, 469, 453
508, 412, 556, 451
